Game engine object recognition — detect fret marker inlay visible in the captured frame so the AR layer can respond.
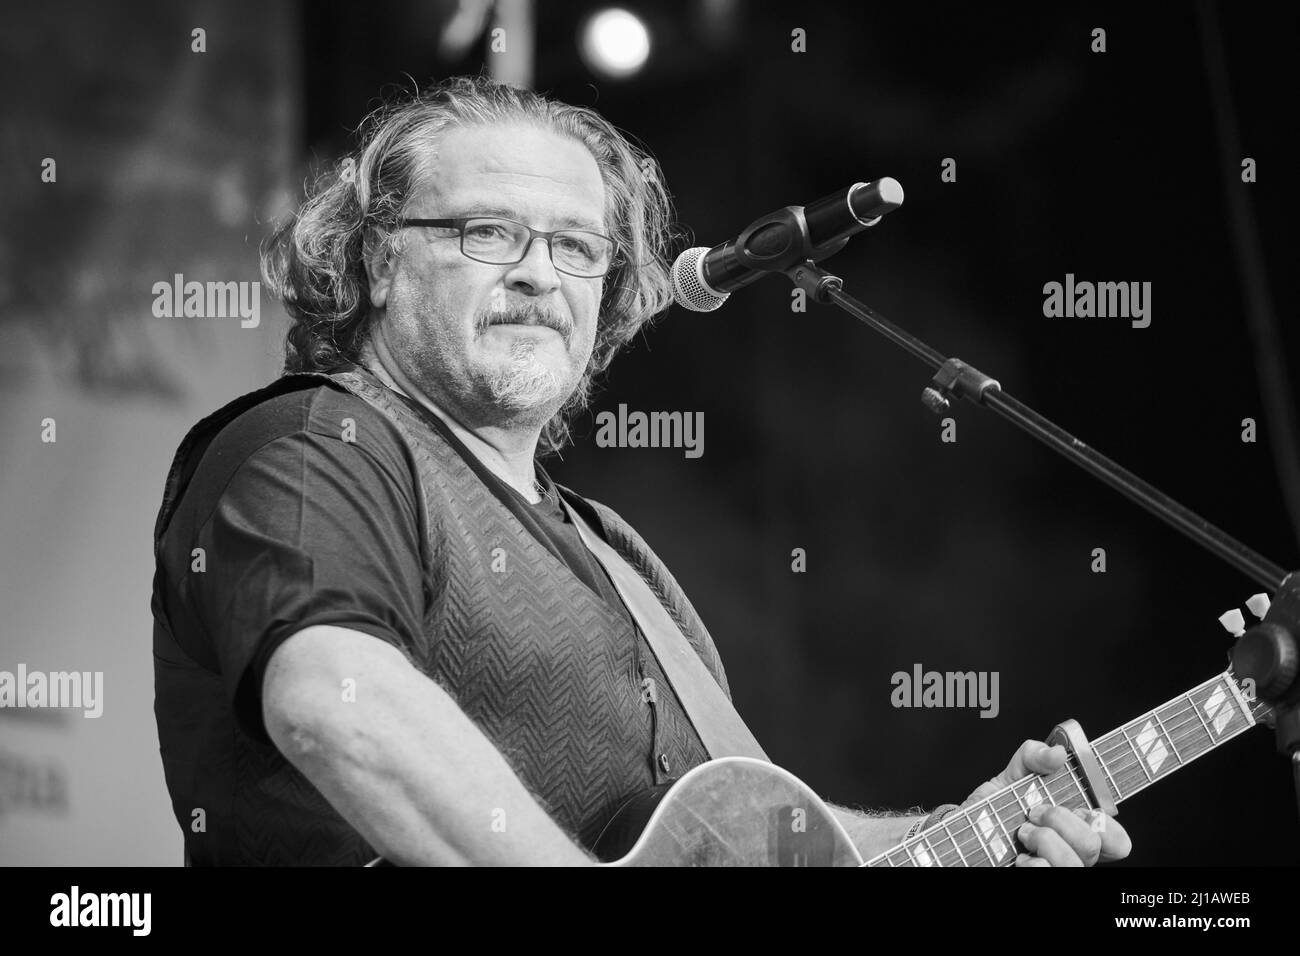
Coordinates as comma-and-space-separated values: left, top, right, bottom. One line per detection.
976, 809, 1009, 862
1023, 780, 1044, 810
1135, 720, 1169, 774
1204, 686, 1233, 735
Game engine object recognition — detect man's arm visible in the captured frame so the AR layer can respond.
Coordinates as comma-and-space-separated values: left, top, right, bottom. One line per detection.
262, 623, 595, 866
827, 805, 927, 860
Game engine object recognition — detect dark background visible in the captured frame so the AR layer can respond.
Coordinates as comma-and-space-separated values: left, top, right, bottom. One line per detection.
2, 1, 1296, 865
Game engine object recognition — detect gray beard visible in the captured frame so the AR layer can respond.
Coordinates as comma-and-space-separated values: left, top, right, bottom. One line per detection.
480, 338, 571, 418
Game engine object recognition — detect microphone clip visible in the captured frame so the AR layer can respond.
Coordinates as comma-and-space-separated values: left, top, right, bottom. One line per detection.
726, 206, 851, 283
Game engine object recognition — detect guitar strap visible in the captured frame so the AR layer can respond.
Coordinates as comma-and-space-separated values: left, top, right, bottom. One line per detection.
558, 494, 770, 762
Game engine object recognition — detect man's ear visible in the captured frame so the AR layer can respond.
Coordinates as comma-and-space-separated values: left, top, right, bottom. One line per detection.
365, 233, 397, 309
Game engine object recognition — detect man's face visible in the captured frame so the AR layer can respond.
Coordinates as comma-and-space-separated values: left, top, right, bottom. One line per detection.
367, 122, 607, 433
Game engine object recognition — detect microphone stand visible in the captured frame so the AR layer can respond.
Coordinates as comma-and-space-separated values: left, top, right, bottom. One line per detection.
787, 259, 1285, 588
750, 203, 1300, 830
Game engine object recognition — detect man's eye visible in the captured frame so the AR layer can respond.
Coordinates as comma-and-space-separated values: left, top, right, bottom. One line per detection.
557, 236, 594, 257
466, 225, 506, 240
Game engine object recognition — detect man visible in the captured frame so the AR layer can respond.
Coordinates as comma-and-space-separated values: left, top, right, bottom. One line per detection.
151, 75, 1131, 866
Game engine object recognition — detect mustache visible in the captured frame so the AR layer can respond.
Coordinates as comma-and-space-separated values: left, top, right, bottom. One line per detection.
476, 304, 573, 341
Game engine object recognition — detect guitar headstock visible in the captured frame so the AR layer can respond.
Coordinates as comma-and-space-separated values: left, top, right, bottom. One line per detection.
1220, 592, 1279, 730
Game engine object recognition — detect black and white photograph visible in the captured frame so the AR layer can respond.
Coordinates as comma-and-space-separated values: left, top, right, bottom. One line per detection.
1, 0, 1296, 934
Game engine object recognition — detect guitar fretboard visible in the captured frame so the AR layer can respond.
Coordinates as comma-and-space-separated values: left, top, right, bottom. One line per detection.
865, 671, 1271, 867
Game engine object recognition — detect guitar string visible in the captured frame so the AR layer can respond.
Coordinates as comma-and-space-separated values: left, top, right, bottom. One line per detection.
919, 700, 1214, 853
1083, 688, 1268, 792
898, 708, 1255, 867
901, 759, 1099, 866
874, 677, 1267, 865
883, 688, 1261, 866
888, 764, 1148, 865
917, 700, 1247, 864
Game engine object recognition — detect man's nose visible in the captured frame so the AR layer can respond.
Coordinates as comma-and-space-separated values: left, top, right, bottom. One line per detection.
504, 237, 562, 296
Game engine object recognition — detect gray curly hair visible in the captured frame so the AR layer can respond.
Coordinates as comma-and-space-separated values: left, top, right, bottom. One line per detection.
261, 74, 678, 455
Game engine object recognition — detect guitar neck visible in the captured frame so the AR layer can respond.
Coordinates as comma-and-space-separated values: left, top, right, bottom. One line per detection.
865, 671, 1273, 866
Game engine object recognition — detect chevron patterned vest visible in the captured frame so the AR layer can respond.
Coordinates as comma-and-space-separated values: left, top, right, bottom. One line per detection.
152, 365, 732, 863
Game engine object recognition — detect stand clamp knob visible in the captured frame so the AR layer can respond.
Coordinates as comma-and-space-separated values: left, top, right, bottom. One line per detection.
921, 358, 1002, 416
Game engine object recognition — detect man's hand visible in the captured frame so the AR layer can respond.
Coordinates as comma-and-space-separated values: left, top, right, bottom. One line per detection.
960, 739, 1132, 867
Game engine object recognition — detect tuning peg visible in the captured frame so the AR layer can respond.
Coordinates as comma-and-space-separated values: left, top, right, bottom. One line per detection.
1218, 608, 1246, 637
1246, 593, 1271, 619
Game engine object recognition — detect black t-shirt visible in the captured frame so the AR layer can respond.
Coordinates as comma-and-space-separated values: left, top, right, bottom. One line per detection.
155, 380, 635, 749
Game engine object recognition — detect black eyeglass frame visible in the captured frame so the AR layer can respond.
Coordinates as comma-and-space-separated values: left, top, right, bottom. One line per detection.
396, 216, 620, 278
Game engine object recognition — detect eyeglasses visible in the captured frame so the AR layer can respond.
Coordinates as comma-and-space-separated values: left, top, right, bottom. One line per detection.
396, 216, 619, 278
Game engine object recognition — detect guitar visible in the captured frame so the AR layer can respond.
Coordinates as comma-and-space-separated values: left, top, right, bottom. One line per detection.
593, 668, 1272, 865
369, 596, 1278, 866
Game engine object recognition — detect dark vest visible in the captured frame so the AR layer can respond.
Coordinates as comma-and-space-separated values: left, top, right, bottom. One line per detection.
152, 366, 731, 863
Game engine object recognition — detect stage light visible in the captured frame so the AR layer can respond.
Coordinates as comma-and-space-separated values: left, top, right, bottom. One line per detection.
579, 8, 651, 79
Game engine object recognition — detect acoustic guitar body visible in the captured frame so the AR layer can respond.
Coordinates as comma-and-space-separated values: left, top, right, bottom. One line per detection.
595, 756, 864, 866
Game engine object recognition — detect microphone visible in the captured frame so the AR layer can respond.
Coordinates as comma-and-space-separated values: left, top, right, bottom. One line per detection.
671, 177, 904, 312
